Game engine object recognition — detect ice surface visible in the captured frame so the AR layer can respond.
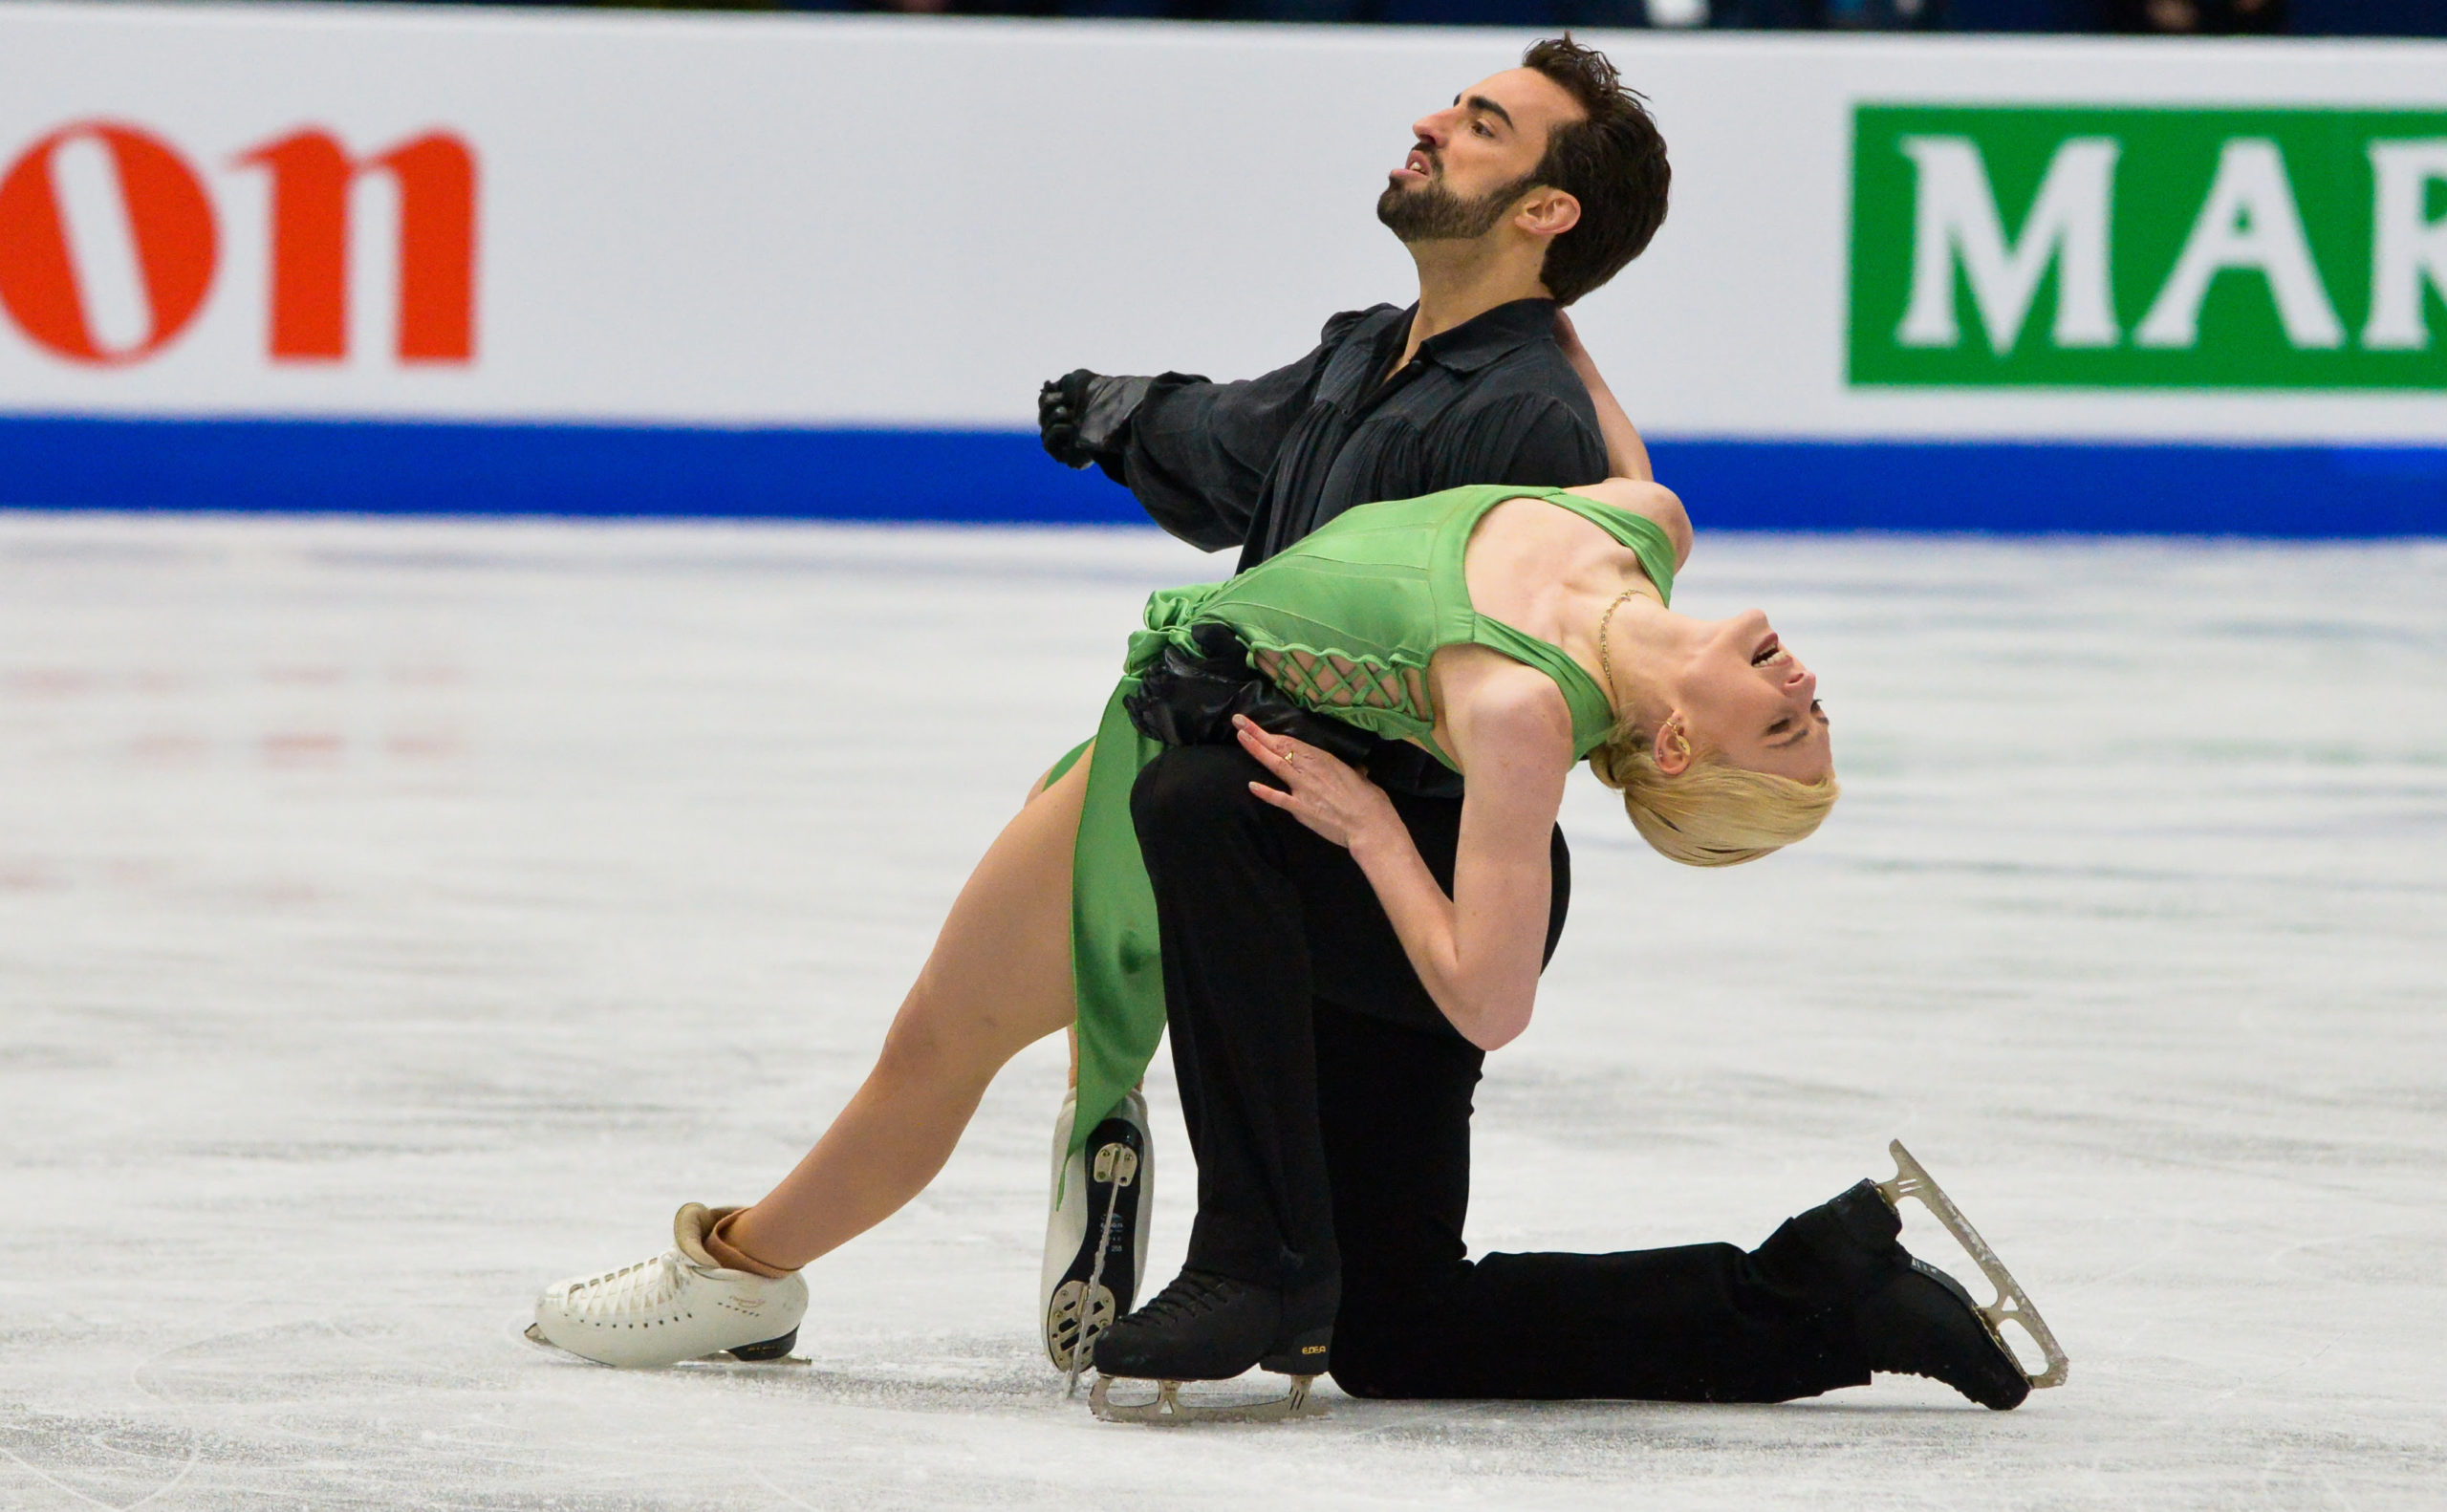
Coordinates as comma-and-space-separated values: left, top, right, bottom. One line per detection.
1, 513, 2441, 1510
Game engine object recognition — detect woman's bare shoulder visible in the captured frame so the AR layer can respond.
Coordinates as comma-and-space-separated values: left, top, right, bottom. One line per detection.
1564, 478, 1692, 569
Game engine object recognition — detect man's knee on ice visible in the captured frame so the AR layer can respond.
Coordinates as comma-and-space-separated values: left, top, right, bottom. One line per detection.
1320, 1314, 1432, 1400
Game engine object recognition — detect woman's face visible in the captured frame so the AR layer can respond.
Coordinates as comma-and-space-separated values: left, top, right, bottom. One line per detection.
1671, 610, 1833, 783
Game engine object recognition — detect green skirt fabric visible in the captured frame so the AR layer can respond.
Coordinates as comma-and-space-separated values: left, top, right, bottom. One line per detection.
1059, 676, 1170, 1162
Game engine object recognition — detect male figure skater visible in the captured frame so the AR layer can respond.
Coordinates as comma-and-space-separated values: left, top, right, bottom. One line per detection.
1033, 33, 1636, 1369
1037, 39, 2046, 1414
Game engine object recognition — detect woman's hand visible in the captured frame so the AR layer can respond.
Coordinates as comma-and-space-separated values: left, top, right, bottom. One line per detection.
1233, 715, 1400, 853
1232, 672, 1570, 1055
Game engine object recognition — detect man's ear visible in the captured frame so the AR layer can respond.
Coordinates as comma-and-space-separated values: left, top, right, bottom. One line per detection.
1514, 186, 1581, 241
1652, 713, 1694, 776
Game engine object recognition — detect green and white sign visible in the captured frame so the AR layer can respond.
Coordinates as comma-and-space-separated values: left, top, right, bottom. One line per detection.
1850, 106, 2447, 389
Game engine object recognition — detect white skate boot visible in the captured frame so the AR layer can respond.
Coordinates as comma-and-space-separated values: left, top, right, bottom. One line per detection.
528, 1203, 808, 1368
1042, 1089, 1152, 1374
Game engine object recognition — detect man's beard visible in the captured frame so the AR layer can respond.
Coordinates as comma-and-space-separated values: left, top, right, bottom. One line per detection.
1375, 169, 1534, 244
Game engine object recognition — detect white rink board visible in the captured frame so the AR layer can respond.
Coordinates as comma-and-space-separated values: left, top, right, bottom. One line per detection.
2, 516, 2442, 1508
4, 3, 2447, 443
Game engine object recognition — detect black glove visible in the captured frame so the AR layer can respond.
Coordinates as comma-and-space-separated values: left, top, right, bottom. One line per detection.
1038, 369, 1153, 470
1123, 623, 1380, 770
1038, 369, 1094, 468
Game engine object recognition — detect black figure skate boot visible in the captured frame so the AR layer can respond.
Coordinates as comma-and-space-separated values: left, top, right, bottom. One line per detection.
1819, 1142, 2069, 1409
1086, 1268, 1332, 1423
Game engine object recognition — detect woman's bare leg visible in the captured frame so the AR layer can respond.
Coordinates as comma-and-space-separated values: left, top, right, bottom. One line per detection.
722, 746, 1094, 1270
1028, 771, 1086, 1093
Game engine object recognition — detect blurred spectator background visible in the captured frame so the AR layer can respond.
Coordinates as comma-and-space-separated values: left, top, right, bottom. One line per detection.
383, 0, 2445, 37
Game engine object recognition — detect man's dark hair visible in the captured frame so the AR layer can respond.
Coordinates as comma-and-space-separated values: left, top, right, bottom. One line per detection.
1520, 36, 1671, 306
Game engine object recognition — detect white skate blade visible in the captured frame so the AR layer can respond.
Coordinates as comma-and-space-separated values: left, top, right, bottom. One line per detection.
1878, 1140, 2070, 1390
1089, 1373, 1325, 1425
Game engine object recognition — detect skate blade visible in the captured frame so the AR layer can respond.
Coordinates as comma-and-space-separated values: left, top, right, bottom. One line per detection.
698, 1345, 810, 1368
1089, 1373, 1325, 1425
1059, 1140, 1138, 1393
519, 1322, 808, 1369
520, 1321, 614, 1367
1878, 1140, 2070, 1390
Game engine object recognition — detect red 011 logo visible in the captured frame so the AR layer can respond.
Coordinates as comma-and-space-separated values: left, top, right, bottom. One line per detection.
0, 119, 477, 367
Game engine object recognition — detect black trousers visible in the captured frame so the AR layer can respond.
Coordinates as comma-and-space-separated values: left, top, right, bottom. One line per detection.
1131, 743, 1877, 1401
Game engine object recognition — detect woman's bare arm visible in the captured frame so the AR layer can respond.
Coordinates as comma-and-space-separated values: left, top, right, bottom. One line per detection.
1553, 310, 1652, 485
1230, 660, 1571, 1051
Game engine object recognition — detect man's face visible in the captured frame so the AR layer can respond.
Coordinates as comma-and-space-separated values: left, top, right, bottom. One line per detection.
1376, 67, 1584, 245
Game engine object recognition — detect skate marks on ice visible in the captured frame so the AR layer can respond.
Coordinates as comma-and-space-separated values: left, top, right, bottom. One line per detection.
8, 1312, 1066, 1510
3, 519, 2446, 1509
2, 1319, 466, 1512
0, 1411, 197, 1512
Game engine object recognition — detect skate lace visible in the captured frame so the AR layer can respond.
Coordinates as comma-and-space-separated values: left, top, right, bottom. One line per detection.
1133, 1269, 1234, 1326
567, 1250, 688, 1323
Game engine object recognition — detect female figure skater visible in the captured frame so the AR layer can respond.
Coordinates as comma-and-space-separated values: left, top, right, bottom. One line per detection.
523, 464, 1860, 1366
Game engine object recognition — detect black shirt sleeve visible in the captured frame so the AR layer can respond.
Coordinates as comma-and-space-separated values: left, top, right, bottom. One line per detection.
1117, 354, 1321, 551
1115, 308, 1383, 553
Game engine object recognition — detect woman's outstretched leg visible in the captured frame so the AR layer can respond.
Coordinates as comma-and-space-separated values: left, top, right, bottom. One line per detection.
720, 748, 1091, 1268
531, 747, 1093, 1366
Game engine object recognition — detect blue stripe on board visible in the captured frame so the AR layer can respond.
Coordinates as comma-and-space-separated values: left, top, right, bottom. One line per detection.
3, 414, 2444, 536
1661, 437, 2447, 537
0, 416, 1147, 526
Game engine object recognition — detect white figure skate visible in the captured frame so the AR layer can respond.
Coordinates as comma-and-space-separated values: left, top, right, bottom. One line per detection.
1879, 1140, 2070, 1391
527, 1203, 808, 1368
1042, 1089, 1152, 1377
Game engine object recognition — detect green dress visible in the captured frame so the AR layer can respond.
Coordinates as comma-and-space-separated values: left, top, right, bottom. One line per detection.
1056, 483, 1678, 1156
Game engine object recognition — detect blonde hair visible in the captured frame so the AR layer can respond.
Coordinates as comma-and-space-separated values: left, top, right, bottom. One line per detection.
1587, 723, 1840, 868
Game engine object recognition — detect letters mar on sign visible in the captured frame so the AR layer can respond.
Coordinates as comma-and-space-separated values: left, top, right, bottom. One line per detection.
1851, 106, 2447, 390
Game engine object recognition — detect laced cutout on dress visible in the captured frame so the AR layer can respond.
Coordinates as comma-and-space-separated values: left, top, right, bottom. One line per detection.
1251, 647, 1432, 724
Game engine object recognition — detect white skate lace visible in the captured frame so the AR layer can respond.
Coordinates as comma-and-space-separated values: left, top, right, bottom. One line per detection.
562, 1250, 694, 1324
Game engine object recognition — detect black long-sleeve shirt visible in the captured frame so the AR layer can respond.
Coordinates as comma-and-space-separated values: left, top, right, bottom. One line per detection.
1112, 297, 1610, 572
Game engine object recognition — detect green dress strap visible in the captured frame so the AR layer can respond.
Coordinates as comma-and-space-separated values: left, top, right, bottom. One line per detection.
1462, 615, 1621, 759
1483, 486, 1678, 606
1451, 486, 1678, 762
1536, 486, 1674, 604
